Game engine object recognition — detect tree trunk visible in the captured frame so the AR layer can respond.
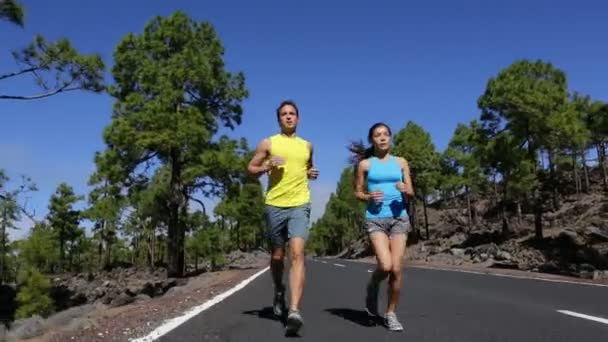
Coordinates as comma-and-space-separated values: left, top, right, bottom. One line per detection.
534, 200, 543, 239
573, 152, 580, 194
547, 150, 559, 210
529, 138, 543, 240
104, 221, 112, 269
492, 173, 498, 208
502, 177, 509, 235
97, 221, 104, 269
597, 143, 608, 190
157, 234, 163, 266
465, 185, 473, 230
68, 240, 74, 271
516, 201, 522, 225
581, 149, 590, 192
422, 193, 429, 240
167, 148, 185, 278
59, 231, 65, 272
98, 240, 103, 269
236, 221, 241, 251
146, 239, 153, 268
0, 213, 6, 285
407, 197, 418, 241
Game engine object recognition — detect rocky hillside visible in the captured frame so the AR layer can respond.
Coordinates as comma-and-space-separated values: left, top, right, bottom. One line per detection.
340, 193, 608, 280
0, 250, 267, 340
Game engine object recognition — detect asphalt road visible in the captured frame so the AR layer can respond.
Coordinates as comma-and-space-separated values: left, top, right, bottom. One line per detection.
158, 258, 608, 341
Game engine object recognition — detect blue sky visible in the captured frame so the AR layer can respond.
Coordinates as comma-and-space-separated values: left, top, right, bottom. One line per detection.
2, 0, 607, 240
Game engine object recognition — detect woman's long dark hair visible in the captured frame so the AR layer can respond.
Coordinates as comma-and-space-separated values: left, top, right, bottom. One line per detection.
348, 122, 392, 167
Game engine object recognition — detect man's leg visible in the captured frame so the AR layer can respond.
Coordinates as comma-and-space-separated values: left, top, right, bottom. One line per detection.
288, 237, 305, 311
270, 245, 286, 316
265, 205, 288, 317
285, 203, 310, 334
270, 246, 286, 291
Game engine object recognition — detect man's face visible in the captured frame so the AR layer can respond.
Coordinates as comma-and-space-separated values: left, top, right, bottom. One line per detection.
278, 104, 298, 131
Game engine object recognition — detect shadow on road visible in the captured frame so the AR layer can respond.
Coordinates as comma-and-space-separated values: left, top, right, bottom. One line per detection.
243, 307, 307, 338
242, 306, 286, 324
324, 308, 380, 327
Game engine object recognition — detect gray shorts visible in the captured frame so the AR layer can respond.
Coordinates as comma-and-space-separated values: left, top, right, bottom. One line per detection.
265, 203, 311, 247
365, 216, 412, 237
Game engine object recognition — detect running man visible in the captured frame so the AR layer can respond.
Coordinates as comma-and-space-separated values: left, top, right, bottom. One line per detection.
247, 100, 319, 335
350, 122, 414, 332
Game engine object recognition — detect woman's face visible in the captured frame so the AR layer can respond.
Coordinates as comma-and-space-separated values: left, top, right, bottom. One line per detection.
370, 125, 391, 153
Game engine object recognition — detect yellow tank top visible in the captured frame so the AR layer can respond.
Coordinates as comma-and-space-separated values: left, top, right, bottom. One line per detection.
265, 134, 311, 207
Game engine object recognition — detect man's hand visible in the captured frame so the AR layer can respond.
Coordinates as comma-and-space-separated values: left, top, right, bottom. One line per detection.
264, 156, 285, 172
307, 167, 319, 180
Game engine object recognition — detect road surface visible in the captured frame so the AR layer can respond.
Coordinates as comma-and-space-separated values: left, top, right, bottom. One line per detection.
156, 258, 608, 341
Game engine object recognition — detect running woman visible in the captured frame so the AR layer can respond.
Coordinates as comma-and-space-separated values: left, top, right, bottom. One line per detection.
350, 122, 414, 332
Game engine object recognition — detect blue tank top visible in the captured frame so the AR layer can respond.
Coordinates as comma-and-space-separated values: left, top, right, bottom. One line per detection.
366, 156, 408, 219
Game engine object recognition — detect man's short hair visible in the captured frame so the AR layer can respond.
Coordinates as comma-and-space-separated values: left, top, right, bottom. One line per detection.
276, 100, 299, 119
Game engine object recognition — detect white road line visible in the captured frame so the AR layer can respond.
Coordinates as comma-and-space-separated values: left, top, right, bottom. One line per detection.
130, 266, 270, 342
333, 263, 346, 267
367, 270, 373, 273
407, 265, 608, 288
557, 310, 608, 325
321, 261, 327, 264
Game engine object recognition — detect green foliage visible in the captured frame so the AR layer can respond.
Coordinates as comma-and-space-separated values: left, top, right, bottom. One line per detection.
308, 167, 365, 256
478, 59, 569, 152
392, 121, 440, 235
0, 0, 24, 26
489, 132, 536, 198
213, 144, 266, 251
587, 100, 608, 188
17, 222, 59, 273
109, 238, 132, 266
0, 169, 37, 284
186, 224, 227, 269
588, 101, 608, 144
83, 152, 127, 270
443, 121, 486, 192
103, 11, 248, 277
477, 59, 570, 237
1, 1, 104, 100
554, 94, 591, 151
393, 121, 441, 197
47, 183, 84, 271
15, 268, 53, 319
1, 35, 105, 100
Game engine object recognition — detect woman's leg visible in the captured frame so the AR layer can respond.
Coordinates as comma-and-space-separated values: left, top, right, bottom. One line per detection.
365, 230, 392, 315
383, 218, 409, 331
386, 233, 407, 313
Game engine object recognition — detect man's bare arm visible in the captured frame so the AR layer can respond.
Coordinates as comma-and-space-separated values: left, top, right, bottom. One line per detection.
247, 139, 270, 177
307, 142, 314, 169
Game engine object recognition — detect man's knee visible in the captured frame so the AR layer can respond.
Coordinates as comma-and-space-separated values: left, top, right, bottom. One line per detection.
291, 251, 305, 265
271, 247, 285, 262
289, 238, 306, 263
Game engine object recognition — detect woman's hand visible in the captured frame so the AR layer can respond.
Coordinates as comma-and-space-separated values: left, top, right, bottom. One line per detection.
395, 182, 407, 195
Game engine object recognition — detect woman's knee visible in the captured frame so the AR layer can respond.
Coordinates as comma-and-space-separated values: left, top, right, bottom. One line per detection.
390, 266, 402, 279
378, 260, 392, 273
